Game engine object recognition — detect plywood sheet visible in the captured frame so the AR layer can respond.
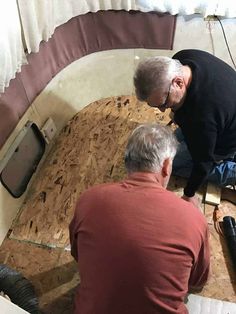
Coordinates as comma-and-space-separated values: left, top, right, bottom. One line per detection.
0, 239, 78, 313
9, 95, 236, 303
10, 96, 171, 247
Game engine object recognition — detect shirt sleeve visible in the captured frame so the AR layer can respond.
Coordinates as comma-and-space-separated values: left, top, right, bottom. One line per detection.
184, 161, 214, 197
69, 188, 94, 261
188, 226, 210, 290
183, 116, 218, 197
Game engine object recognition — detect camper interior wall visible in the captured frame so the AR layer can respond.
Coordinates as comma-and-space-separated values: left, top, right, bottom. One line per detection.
0, 14, 236, 245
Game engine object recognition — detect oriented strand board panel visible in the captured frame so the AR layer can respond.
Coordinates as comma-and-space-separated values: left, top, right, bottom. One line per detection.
199, 201, 236, 302
10, 96, 171, 247
0, 238, 79, 313
9, 95, 236, 303
197, 182, 236, 302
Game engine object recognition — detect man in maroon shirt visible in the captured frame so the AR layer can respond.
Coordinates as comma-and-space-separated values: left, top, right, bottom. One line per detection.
69, 123, 210, 314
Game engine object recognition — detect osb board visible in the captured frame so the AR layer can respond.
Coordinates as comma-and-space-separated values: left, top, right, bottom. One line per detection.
198, 201, 236, 302
10, 95, 171, 247
0, 238, 79, 314
9, 95, 236, 302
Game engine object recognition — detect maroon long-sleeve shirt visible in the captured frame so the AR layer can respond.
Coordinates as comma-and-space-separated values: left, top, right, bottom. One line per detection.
69, 172, 210, 314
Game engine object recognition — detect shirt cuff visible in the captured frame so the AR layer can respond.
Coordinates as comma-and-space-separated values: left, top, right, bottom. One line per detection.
184, 186, 195, 197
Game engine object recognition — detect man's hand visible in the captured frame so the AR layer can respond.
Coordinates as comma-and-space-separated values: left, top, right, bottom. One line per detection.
182, 194, 202, 209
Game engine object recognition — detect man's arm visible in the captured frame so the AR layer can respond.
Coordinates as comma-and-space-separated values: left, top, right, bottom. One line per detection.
183, 160, 214, 197
188, 227, 210, 291
69, 189, 92, 261
183, 117, 218, 199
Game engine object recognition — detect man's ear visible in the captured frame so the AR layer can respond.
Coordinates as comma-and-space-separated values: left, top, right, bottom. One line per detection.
161, 158, 172, 177
173, 76, 184, 89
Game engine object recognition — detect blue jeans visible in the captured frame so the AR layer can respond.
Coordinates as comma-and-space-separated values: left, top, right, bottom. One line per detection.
172, 128, 236, 186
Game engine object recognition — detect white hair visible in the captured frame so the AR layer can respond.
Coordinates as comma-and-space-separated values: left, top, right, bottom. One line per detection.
134, 56, 183, 101
124, 123, 178, 173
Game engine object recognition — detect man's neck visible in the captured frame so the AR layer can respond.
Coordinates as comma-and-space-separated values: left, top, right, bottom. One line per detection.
127, 172, 166, 188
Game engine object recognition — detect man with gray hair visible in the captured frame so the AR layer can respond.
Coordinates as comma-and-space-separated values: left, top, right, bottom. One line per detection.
134, 49, 236, 208
70, 123, 210, 314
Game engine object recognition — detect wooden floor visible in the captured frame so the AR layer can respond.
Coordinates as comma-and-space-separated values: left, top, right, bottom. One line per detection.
0, 238, 78, 313
1, 95, 235, 312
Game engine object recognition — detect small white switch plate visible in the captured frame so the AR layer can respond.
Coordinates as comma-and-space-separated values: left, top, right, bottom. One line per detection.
41, 118, 57, 143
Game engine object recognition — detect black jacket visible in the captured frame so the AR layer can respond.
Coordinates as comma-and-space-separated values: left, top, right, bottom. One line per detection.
173, 49, 236, 196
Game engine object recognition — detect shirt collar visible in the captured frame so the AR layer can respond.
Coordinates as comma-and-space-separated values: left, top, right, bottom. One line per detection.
124, 172, 163, 189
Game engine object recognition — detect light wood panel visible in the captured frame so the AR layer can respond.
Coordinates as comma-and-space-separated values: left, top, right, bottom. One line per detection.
9, 95, 236, 302
10, 96, 170, 247
205, 183, 221, 205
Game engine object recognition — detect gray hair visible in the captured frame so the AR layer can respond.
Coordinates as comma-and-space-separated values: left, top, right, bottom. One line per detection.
124, 123, 178, 173
134, 56, 183, 101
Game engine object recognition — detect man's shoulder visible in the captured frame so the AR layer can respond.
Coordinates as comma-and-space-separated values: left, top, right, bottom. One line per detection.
173, 49, 209, 57
80, 181, 121, 198
172, 49, 214, 62
163, 189, 206, 220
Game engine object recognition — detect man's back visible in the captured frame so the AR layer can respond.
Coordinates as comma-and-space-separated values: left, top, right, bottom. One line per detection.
171, 49, 236, 196
70, 172, 209, 314
173, 49, 236, 157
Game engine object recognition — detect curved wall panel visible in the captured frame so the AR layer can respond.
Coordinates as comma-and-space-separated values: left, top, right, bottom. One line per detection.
0, 10, 176, 149
0, 9, 176, 246
1, 11, 236, 245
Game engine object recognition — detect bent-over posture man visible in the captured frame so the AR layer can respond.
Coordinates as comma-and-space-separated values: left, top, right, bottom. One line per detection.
134, 49, 236, 208
69, 123, 210, 314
